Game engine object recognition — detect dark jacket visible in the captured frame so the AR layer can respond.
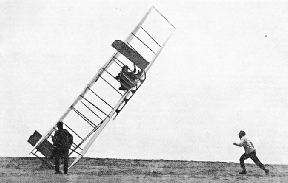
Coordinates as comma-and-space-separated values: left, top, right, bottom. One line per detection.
52, 129, 73, 150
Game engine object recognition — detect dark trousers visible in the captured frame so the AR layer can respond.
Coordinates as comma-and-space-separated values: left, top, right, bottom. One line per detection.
240, 151, 266, 171
54, 148, 69, 174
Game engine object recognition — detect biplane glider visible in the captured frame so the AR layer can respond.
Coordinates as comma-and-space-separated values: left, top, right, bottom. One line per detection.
27, 6, 175, 169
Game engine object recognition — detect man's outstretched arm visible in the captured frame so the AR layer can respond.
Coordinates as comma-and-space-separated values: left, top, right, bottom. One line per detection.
233, 142, 243, 147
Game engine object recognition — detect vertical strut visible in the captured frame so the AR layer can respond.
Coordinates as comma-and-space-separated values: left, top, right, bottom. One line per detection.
64, 123, 84, 141
81, 96, 109, 117
131, 32, 156, 54
87, 87, 113, 109
71, 106, 96, 128
112, 56, 125, 67
140, 27, 161, 47
80, 101, 103, 121
153, 6, 176, 29
99, 76, 123, 96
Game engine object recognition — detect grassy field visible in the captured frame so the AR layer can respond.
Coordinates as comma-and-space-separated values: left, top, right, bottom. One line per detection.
1, 157, 287, 182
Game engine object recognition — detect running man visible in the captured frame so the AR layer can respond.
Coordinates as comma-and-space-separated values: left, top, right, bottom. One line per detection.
233, 130, 269, 175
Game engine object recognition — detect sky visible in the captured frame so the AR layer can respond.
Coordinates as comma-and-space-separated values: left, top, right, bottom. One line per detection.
1, 0, 288, 165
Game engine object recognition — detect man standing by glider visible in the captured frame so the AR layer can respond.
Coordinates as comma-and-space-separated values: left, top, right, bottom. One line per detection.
52, 122, 73, 174
233, 130, 269, 175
